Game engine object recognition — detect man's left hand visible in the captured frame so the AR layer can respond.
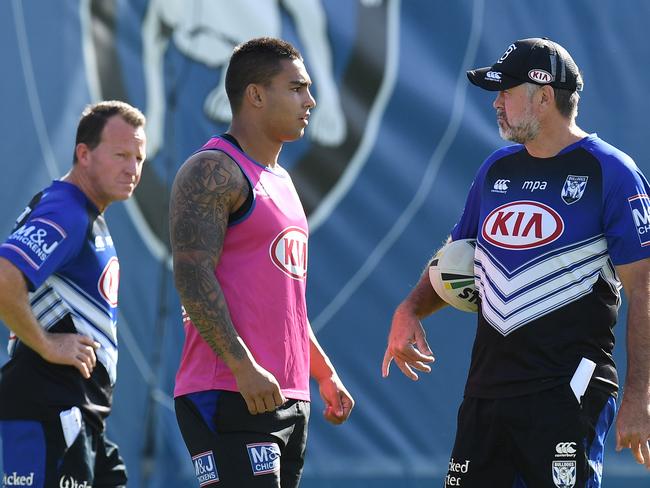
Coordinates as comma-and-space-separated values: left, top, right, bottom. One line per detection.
317, 375, 354, 425
615, 393, 650, 469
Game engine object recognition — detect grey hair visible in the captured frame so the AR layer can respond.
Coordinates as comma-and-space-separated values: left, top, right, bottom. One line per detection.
525, 82, 579, 120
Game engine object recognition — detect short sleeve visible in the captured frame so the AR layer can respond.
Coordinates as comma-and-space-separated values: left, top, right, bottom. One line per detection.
450, 160, 492, 241
601, 152, 650, 265
0, 202, 86, 291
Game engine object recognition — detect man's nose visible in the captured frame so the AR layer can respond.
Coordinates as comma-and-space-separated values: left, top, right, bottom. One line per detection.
493, 91, 504, 109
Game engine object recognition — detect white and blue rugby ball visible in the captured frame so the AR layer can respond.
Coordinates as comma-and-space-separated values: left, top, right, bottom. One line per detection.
428, 239, 479, 313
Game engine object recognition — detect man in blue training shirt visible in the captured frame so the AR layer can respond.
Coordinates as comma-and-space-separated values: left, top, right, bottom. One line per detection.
0, 100, 146, 488
383, 38, 650, 487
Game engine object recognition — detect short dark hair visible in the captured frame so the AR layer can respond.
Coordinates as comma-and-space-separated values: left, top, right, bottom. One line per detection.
74, 100, 145, 164
225, 37, 303, 114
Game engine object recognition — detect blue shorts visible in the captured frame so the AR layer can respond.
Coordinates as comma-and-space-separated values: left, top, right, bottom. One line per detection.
1, 416, 126, 487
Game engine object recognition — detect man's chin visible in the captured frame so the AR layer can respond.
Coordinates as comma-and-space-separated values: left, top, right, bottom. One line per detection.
115, 190, 135, 202
499, 128, 526, 145
283, 130, 305, 143
498, 127, 512, 142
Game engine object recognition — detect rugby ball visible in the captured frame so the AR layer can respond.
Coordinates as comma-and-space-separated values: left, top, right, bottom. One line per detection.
428, 239, 479, 313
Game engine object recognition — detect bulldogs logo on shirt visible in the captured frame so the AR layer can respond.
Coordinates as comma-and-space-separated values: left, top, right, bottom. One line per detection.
561, 175, 588, 205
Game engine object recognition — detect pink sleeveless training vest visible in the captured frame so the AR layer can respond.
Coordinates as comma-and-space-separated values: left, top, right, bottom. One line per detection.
174, 136, 310, 401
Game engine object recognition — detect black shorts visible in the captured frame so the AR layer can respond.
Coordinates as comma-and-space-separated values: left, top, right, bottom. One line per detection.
445, 384, 616, 488
1, 417, 127, 487
175, 391, 310, 488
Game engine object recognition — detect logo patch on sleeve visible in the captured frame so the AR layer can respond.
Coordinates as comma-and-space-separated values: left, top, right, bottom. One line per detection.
192, 451, 219, 486
2, 218, 66, 269
246, 442, 280, 476
628, 194, 650, 246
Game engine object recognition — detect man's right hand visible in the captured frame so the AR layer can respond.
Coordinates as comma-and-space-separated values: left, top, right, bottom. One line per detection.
0, 258, 100, 380
382, 304, 435, 381
40, 332, 101, 379
234, 361, 287, 415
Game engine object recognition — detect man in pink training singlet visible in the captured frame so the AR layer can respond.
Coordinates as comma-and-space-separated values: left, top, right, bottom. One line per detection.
169, 37, 354, 488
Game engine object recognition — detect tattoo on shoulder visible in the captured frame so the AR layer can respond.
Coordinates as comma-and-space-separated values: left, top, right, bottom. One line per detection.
169, 152, 246, 253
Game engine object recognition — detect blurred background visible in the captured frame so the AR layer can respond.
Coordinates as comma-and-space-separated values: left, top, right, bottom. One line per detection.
0, 0, 648, 486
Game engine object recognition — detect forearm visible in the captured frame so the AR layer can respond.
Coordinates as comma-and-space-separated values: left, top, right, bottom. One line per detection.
173, 254, 253, 371
0, 259, 48, 354
615, 259, 650, 400
398, 269, 447, 320
0, 300, 48, 355
624, 296, 650, 399
309, 325, 337, 382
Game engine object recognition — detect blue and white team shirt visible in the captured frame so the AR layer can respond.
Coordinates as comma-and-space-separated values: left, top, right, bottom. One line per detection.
451, 134, 650, 398
0, 180, 120, 429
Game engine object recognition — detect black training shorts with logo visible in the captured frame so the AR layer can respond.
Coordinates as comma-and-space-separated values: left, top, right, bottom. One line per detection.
443, 384, 616, 488
175, 390, 310, 488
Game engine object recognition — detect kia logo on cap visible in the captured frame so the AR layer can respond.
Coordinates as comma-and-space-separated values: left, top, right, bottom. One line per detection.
528, 69, 553, 84
481, 201, 564, 249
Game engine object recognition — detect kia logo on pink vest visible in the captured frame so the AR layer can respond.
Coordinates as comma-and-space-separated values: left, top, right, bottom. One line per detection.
482, 201, 564, 249
270, 227, 308, 280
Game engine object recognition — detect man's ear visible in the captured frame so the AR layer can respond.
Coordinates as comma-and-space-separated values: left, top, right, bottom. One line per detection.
75, 143, 90, 166
539, 85, 554, 109
246, 84, 264, 108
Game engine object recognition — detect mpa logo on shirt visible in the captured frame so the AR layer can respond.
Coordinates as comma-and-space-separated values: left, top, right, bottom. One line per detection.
482, 201, 564, 249
270, 227, 308, 280
4, 218, 66, 270
247, 442, 280, 476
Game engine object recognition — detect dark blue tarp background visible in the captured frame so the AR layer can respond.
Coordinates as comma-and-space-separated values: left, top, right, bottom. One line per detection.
0, 0, 648, 486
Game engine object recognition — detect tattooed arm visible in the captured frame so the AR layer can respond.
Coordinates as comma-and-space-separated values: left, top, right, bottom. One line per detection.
169, 151, 286, 414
